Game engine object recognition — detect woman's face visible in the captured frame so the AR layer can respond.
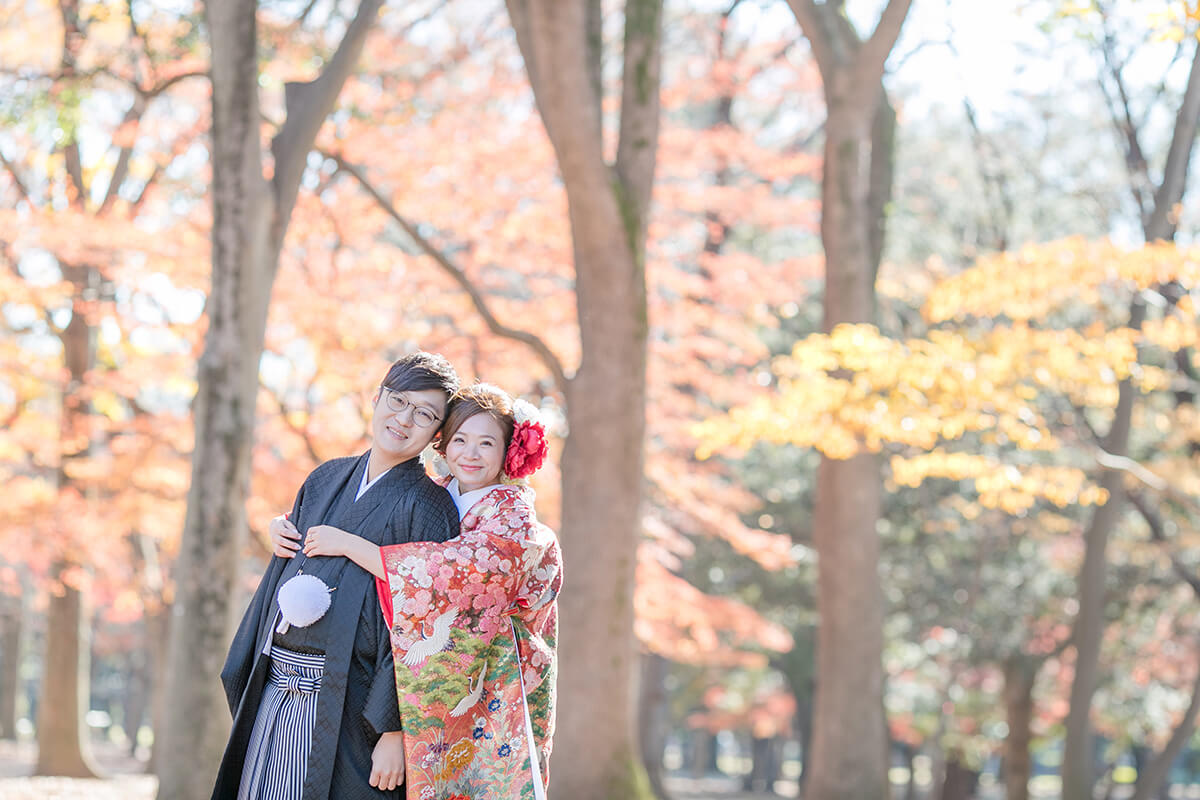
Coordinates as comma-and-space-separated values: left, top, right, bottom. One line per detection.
444, 412, 506, 492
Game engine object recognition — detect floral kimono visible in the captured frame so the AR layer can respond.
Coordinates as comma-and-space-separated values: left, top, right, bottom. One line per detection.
377, 480, 562, 800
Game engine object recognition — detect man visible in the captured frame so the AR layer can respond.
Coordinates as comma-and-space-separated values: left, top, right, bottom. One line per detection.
212, 352, 461, 800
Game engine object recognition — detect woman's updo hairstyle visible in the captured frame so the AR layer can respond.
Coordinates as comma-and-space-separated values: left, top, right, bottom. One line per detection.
434, 383, 516, 457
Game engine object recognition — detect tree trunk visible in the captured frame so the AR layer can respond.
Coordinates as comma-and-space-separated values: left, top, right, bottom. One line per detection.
781, 5, 911, 798
156, 2, 383, 797
156, 5, 271, 794
1143, 38, 1200, 243
939, 753, 979, 800
1003, 656, 1037, 800
809, 451, 886, 799
1061, 31, 1200, 800
745, 735, 777, 793
145, 604, 169, 773
900, 742, 918, 800
0, 591, 22, 740
555, 256, 653, 798
807, 98, 891, 800
38, 257, 99, 777
1062, 344, 1139, 800
638, 652, 670, 798
504, 1, 662, 797
690, 730, 714, 778
1130, 662, 1200, 800
35, 581, 99, 777
121, 636, 149, 758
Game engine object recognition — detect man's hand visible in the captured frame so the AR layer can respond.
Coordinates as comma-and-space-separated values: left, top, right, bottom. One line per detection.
269, 514, 301, 558
370, 730, 405, 791
302, 524, 357, 558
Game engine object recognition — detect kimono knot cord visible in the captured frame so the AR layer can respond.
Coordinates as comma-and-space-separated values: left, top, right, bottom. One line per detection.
272, 672, 322, 695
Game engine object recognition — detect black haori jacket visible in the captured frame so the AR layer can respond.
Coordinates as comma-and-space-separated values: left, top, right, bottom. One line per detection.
212, 453, 459, 800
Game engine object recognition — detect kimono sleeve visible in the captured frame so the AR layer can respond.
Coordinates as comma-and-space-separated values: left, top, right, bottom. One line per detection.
219, 479, 307, 714
375, 481, 458, 626
380, 490, 550, 648
361, 585, 403, 735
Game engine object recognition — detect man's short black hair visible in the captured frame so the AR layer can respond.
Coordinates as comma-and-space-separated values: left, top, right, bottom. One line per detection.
381, 351, 460, 399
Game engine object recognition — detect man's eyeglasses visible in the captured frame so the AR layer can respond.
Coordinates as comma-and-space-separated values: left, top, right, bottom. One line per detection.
378, 388, 441, 428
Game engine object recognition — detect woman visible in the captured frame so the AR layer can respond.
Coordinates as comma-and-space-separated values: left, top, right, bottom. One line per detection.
274, 383, 562, 800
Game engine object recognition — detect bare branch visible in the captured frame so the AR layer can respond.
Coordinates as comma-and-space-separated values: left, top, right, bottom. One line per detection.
1094, 447, 1200, 516
298, 0, 321, 25
1127, 489, 1200, 598
504, 0, 541, 102
148, 69, 208, 97
1128, 648, 1200, 800
1, 395, 28, 431
271, 0, 386, 244
63, 142, 87, 211
266, 380, 323, 465
0, 149, 32, 205
329, 153, 570, 396
615, 0, 664, 246
784, 0, 836, 77
99, 98, 147, 214
856, 0, 913, 90
1146, 39, 1200, 242
1097, 13, 1153, 229
127, 162, 162, 213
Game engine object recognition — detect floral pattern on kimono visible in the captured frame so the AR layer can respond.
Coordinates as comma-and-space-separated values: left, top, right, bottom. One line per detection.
377, 481, 562, 800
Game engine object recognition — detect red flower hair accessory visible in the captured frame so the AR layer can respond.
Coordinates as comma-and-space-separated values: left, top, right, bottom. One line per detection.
504, 399, 548, 480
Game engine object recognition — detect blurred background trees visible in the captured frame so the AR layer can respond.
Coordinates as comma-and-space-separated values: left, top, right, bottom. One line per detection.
2, 1, 1200, 799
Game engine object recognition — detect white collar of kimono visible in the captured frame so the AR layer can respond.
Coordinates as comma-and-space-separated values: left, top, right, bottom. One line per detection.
356, 461, 393, 501
447, 477, 502, 519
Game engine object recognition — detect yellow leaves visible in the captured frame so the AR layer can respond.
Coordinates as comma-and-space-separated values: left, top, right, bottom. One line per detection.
1148, 2, 1200, 41
1141, 313, 1200, 352
890, 452, 1107, 514
696, 236, 1200, 523
696, 320, 1150, 462
924, 238, 1200, 323
90, 389, 126, 422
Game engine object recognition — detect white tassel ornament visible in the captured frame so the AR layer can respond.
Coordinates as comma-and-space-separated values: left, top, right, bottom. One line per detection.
275, 573, 333, 633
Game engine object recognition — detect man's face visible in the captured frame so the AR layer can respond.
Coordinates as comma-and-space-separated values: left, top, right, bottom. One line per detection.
370, 387, 447, 466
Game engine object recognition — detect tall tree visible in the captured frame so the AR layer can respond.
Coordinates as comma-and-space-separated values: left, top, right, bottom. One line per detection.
156, 1, 385, 796
781, 2, 912, 798
497, 1, 663, 794
1060, 9, 1200, 798
0, 0, 206, 775
317, 5, 809, 792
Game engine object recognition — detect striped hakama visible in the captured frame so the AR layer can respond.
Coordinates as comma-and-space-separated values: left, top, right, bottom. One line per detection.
237, 646, 325, 800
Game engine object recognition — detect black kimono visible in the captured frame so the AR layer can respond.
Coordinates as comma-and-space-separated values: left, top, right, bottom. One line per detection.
212, 453, 459, 800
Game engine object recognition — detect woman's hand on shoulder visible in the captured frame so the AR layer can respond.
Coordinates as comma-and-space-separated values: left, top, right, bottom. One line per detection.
269, 514, 301, 558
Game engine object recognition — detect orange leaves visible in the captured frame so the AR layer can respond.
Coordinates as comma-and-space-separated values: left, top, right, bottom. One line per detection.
634, 554, 793, 668
687, 684, 796, 738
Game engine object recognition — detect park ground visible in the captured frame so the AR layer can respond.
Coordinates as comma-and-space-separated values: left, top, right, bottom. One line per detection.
0, 738, 786, 799
0, 740, 1184, 799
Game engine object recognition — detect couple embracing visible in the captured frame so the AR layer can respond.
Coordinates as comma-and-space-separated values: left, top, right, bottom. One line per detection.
212, 352, 561, 800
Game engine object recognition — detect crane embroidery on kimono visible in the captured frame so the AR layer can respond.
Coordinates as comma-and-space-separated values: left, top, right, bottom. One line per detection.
449, 660, 488, 717
402, 608, 459, 666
